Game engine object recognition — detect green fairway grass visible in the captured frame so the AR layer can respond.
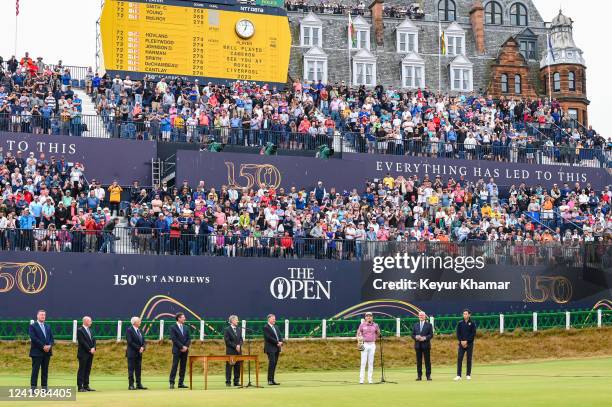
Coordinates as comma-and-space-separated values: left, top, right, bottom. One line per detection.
1, 357, 611, 407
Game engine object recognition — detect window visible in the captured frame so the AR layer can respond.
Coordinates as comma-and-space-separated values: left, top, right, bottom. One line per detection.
402, 55, 425, 89
514, 74, 521, 94
567, 109, 578, 121
553, 72, 561, 92
510, 3, 528, 26
485, 1, 502, 25
303, 47, 328, 83
300, 13, 323, 47
519, 40, 536, 60
438, 0, 456, 22
301, 26, 321, 47
501, 74, 508, 93
349, 16, 371, 51
396, 19, 419, 54
447, 35, 464, 56
450, 55, 473, 92
353, 49, 377, 86
355, 63, 374, 86
403, 65, 425, 89
568, 72, 575, 91
397, 32, 417, 53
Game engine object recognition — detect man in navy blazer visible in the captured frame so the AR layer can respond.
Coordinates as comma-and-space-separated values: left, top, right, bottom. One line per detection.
411, 311, 433, 381
169, 312, 191, 389
126, 316, 147, 390
29, 310, 54, 389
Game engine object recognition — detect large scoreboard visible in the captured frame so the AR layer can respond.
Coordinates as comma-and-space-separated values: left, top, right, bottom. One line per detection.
100, 0, 291, 85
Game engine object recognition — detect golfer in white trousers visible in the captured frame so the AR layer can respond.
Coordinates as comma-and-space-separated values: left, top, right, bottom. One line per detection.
356, 312, 380, 384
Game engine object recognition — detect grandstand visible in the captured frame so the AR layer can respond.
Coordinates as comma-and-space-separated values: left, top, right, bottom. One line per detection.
0, 1, 611, 405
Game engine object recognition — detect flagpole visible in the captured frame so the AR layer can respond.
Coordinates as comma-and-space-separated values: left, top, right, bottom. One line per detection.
348, 13, 352, 88
438, 18, 441, 94
14, 4, 19, 56
546, 28, 552, 104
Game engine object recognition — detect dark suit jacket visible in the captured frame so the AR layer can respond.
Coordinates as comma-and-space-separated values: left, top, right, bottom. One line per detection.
223, 325, 244, 355
125, 326, 146, 359
263, 323, 283, 354
29, 322, 54, 357
77, 326, 97, 358
411, 321, 433, 350
169, 324, 191, 355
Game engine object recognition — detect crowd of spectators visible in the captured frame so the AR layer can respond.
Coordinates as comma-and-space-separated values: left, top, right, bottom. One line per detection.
1, 140, 610, 260
283, 0, 425, 19
0, 53, 93, 136
0, 52, 610, 168
88, 69, 609, 167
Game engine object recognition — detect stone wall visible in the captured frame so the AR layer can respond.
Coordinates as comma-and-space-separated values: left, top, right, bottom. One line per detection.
287, 0, 547, 92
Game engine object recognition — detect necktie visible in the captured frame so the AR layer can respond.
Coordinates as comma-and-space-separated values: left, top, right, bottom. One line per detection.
86, 327, 91, 339
420, 322, 423, 332
271, 325, 278, 341
136, 328, 141, 341
232, 326, 236, 336
39, 323, 46, 338
179, 325, 183, 335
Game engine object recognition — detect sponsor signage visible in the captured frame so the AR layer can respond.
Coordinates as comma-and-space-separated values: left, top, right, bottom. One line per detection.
0, 132, 156, 185
0, 248, 609, 319
176, 150, 609, 191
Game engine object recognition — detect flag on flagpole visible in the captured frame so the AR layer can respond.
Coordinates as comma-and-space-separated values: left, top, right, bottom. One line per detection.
16, 0, 20, 16
546, 33, 555, 63
439, 21, 446, 56
348, 13, 357, 49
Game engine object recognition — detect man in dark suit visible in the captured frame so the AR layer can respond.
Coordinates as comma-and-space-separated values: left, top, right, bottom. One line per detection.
76, 316, 97, 392
29, 310, 54, 389
411, 311, 433, 381
169, 312, 191, 389
126, 316, 147, 390
263, 313, 283, 386
223, 315, 243, 387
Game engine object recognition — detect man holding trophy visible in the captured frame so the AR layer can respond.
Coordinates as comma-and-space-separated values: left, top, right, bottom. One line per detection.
356, 312, 380, 384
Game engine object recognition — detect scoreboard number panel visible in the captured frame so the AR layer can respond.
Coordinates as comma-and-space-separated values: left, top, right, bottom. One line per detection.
100, 0, 291, 85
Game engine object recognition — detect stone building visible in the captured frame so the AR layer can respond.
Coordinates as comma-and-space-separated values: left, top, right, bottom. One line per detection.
286, 1, 589, 124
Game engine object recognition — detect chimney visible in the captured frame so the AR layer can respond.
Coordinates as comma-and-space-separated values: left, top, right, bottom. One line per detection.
369, 0, 384, 47
469, 0, 485, 54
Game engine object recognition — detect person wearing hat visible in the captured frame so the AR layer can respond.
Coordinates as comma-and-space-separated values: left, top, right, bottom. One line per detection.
356, 312, 380, 384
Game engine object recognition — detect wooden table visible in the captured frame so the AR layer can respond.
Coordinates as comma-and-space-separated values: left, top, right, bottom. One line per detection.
189, 355, 259, 390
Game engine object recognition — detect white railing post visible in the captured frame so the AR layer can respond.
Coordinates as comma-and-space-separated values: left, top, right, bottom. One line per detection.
72, 320, 78, 343
241, 319, 246, 341
500, 314, 504, 334
533, 312, 538, 332
429, 316, 435, 333
284, 319, 289, 340
565, 311, 570, 330
597, 309, 602, 328
159, 319, 165, 340
200, 320, 205, 341
116, 320, 122, 342
322, 319, 327, 339
396, 318, 401, 337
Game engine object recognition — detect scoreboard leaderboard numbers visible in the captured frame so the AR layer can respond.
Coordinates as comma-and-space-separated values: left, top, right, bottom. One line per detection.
100, 0, 291, 85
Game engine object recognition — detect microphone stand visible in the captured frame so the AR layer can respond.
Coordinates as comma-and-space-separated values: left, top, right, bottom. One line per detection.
375, 329, 397, 384
241, 327, 262, 389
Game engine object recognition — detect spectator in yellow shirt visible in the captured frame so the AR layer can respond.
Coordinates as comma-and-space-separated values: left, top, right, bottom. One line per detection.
108, 180, 123, 216
383, 173, 395, 189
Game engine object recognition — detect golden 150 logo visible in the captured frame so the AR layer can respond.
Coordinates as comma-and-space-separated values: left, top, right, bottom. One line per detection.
225, 162, 281, 190
522, 275, 573, 304
0, 262, 48, 294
